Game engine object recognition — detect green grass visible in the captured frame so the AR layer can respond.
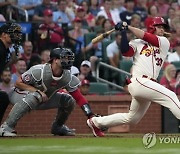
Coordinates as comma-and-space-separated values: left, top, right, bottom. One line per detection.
0, 135, 179, 154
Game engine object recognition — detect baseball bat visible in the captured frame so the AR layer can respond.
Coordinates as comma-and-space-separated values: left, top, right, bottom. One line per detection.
92, 28, 115, 44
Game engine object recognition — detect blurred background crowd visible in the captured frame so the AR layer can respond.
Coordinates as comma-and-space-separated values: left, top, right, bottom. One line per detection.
0, 0, 180, 95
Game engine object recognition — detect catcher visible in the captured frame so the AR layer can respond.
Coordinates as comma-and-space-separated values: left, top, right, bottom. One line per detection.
0, 47, 104, 137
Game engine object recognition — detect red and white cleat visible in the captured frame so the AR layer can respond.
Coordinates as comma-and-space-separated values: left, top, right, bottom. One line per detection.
87, 118, 104, 137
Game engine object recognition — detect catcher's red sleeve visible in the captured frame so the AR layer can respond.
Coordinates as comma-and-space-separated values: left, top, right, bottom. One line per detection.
70, 89, 87, 107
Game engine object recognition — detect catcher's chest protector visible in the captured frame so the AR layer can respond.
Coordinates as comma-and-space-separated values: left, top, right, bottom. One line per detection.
30, 64, 72, 97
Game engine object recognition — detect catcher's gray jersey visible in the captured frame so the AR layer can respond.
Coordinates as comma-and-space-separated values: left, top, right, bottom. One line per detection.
20, 63, 80, 98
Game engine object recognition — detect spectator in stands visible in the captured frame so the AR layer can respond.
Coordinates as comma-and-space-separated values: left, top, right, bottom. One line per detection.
144, 5, 159, 29
32, 0, 57, 22
130, 14, 141, 28
160, 64, 177, 94
0, 68, 14, 93
102, 19, 113, 40
89, 0, 100, 16
65, 0, 77, 21
170, 0, 180, 11
68, 17, 89, 66
11, 58, 27, 84
171, 10, 180, 31
79, 79, 90, 95
169, 23, 180, 49
70, 66, 80, 77
95, 15, 106, 27
81, 1, 96, 28
111, 0, 123, 24
119, 0, 136, 25
106, 32, 122, 84
175, 69, 180, 95
75, 6, 88, 27
53, 0, 72, 26
20, 41, 33, 66
106, 32, 122, 68
38, 9, 64, 51
97, 0, 120, 25
134, 0, 148, 22
82, 29, 107, 77
0, 0, 14, 20
79, 60, 96, 82
0, 14, 5, 21
164, 7, 176, 31
168, 41, 180, 63
27, 54, 42, 69
155, 0, 170, 17
40, 49, 50, 64
17, 0, 42, 21
113, 0, 126, 14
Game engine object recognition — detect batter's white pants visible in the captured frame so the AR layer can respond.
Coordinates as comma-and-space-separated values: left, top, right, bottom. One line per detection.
92, 77, 180, 128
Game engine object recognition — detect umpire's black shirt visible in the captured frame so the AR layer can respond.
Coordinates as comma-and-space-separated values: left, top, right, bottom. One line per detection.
0, 39, 10, 75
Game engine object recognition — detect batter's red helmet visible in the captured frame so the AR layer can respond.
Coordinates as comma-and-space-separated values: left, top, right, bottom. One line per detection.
147, 17, 169, 34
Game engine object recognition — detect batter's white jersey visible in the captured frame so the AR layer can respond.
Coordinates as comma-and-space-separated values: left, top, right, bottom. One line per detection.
129, 36, 170, 79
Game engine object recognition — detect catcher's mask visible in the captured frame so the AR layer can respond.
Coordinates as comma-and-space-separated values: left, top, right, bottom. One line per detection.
0, 22, 22, 45
50, 47, 75, 70
147, 17, 169, 34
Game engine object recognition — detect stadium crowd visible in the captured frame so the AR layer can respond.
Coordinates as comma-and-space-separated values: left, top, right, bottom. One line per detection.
0, 0, 180, 95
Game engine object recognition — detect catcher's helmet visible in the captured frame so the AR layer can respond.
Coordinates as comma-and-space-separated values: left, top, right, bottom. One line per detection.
50, 47, 75, 70
0, 22, 22, 45
147, 17, 169, 34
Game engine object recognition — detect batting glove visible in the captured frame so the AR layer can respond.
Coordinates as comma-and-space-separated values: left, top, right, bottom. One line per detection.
115, 21, 128, 31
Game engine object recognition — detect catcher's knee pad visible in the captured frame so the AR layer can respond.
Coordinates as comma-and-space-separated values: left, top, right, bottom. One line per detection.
23, 92, 42, 109
59, 93, 75, 112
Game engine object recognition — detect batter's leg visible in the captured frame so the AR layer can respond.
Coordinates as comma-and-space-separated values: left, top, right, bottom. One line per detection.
92, 98, 151, 128
135, 78, 180, 119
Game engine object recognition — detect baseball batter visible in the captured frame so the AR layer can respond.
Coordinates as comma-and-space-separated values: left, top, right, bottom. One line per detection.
87, 17, 180, 137
0, 47, 102, 137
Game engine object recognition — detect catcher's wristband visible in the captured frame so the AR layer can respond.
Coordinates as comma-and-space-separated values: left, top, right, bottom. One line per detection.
81, 104, 93, 118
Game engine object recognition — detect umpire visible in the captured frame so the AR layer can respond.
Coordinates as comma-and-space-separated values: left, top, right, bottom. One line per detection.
0, 23, 22, 124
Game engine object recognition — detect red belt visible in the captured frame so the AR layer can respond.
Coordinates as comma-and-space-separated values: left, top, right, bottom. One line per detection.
142, 75, 157, 82
125, 75, 157, 85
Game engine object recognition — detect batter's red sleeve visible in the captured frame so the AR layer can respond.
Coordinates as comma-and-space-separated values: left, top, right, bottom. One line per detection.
69, 89, 87, 107
143, 32, 159, 47
122, 46, 135, 57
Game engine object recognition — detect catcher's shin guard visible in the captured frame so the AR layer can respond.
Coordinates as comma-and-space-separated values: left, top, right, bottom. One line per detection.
51, 94, 75, 136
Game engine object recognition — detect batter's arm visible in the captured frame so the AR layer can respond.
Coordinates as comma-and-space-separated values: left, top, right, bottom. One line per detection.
128, 25, 159, 47
128, 25, 145, 39
120, 30, 134, 57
